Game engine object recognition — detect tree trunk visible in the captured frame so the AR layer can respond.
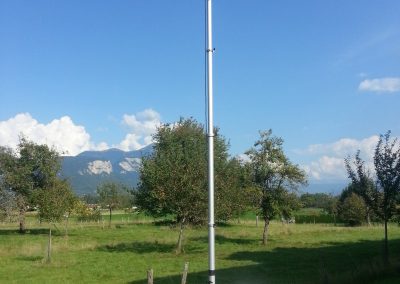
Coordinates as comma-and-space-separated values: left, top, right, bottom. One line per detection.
65, 214, 69, 237
262, 218, 270, 245
366, 207, 371, 226
109, 207, 112, 227
384, 219, 389, 265
176, 218, 185, 254
19, 207, 26, 234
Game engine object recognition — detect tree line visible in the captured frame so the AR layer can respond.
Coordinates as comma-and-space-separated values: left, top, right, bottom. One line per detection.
135, 118, 307, 252
1, 119, 399, 262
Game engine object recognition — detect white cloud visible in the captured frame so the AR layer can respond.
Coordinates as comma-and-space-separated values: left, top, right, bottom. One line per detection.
359, 77, 400, 93
0, 109, 162, 156
236, 153, 251, 164
300, 136, 379, 160
298, 135, 380, 181
0, 113, 108, 156
302, 156, 346, 181
118, 109, 161, 151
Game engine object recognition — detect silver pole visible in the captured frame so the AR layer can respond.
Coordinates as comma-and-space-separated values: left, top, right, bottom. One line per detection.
206, 0, 215, 283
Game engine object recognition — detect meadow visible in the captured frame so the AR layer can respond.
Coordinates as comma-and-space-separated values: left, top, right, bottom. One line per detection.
1, 212, 400, 284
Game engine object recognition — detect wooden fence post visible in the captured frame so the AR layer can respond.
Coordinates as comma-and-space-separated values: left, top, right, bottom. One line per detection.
147, 268, 153, 284
47, 228, 52, 263
181, 262, 189, 284
256, 215, 259, 227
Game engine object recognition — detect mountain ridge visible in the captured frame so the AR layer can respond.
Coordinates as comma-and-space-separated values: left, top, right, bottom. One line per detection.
61, 145, 153, 195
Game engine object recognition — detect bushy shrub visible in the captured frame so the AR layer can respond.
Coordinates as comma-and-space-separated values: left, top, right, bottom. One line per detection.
340, 193, 367, 226
75, 202, 102, 222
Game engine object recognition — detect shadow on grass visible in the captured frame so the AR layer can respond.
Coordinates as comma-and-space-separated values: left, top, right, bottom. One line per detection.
190, 234, 259, 246
128, 239, 400, 284
0, 228, 61, 236
97, 241, 176, 254
15, 255, 44, 262
0, 227, 74, 238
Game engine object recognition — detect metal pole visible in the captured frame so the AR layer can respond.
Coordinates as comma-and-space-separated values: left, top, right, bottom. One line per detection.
206, 0, 215, 283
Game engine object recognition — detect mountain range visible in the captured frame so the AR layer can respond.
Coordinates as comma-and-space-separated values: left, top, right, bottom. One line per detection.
61, 145, 153, 195
61, 145, 345, 196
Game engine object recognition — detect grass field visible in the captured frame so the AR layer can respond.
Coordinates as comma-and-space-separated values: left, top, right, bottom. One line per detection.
1, 214, 400, 283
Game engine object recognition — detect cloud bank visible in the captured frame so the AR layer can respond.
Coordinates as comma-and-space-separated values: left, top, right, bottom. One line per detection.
359, 77, 400, 93
118, 109, 161, 151
298, 136, 380, 181
0, 109, 162, 155
0, 113, 108, 156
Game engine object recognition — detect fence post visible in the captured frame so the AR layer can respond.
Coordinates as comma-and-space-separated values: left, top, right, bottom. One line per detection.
47, 227, 52, 263
256, 215, 259, 227
181, 262, 189, 284
147, 268, 153, 284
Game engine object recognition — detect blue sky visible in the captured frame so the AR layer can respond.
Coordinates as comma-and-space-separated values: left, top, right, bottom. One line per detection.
1, 0, 400, 185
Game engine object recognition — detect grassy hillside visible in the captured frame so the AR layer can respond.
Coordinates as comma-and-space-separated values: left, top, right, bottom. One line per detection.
1, 216, 399, 283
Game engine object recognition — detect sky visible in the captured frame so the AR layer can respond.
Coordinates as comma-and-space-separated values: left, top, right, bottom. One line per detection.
1, 0, 400, 187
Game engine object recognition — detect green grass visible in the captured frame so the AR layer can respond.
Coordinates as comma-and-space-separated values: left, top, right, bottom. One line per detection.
1, 216, 400, 283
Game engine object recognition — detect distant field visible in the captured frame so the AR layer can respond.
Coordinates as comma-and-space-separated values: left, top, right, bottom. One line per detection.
232, 208, 337, 224
1, 213, 400, 283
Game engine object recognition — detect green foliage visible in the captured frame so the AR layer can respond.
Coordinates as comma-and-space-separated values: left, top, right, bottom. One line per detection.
2, 138, 61, 198
0, 138, 60, 195
344, 131, 400, 263
374, 131, 400, 222
33, 179, 77, 224
345, 151, 380, 224
75, 201, 102, 222
340, 193, 367, 226
0, 190, 18, 222
214, 158, 255, 222
293, 208, 337, 224
0, 138, 66, 232
97, 181, 130, 225
136, 118, 208, 224
300, 192, 337, 211
136, 118, 246, 225
97, 181, 128, 211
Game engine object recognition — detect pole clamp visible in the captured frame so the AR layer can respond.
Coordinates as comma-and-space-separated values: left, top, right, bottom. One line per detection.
207, 48, 216, 53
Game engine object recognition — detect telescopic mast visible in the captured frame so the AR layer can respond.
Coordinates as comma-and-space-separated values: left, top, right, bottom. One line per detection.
206, 0, 215, 283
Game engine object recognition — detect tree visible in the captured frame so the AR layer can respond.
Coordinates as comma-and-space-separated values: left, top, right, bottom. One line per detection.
0, 138, 61, 233
97, 181, 127, 227
328, 197, 340, 226
136, 118, 242, 253
344, 131, 400, 264
246, 130, 307, 245
374, 131, 400, 264
32, 178, 76, 262
214, 157, 255, 223
345, 151, 379, 226
340, 193, 367, 226
300, 192, 336, 210
34, 179, 76, 223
